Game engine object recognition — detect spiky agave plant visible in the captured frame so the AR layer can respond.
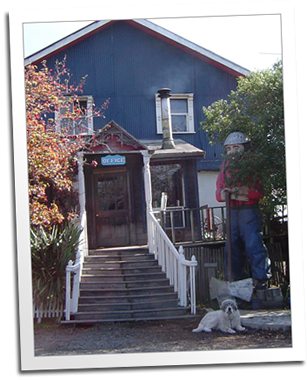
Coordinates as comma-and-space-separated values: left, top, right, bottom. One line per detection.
31, 222, 83, 312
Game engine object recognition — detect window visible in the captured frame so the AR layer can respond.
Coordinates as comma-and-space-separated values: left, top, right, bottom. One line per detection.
97, 175, 126, 211
155, 93, 194, 134
151, 163, 184, 208
55, 95, 94, 136
151, 163, 186, 229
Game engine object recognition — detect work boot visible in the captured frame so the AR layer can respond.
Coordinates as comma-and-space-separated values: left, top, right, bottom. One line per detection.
253, 285, 285, 309
254, 279, 268, 290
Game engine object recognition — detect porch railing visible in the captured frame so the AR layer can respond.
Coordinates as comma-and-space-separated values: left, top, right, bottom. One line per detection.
65, 211, 88, 321
65, 153, 89, 321
65, 252, 82, 321
147, 210, 198, 314
157, 205, 227, 245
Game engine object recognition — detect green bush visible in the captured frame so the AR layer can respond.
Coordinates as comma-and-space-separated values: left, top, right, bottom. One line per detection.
31, 222, 83, 310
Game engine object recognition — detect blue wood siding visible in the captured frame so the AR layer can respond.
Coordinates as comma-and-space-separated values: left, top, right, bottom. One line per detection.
44, 21, 239, 170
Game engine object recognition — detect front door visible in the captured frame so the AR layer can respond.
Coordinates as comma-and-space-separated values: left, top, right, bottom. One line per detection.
94, 169, 130, 247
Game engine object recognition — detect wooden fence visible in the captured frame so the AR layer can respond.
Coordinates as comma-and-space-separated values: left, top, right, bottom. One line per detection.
33, 305, 64, 323
183, 240, 289, 305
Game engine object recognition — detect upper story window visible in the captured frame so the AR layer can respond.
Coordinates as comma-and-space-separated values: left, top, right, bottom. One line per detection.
55, 95, 94, 136
155, 93, 195, 134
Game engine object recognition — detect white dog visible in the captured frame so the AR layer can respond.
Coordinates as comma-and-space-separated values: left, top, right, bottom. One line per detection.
192, 299, 246, 334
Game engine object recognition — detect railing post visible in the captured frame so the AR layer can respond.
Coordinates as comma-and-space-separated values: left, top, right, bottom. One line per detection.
178, 246, 187, 306
72, 248, 83, 313
190, 209, 195, 242
190, 255, 197, 314
170, 210, 175, 243
65, 260, 73, 321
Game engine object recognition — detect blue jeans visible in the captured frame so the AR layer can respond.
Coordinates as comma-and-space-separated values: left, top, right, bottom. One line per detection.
225, 206, 271, 281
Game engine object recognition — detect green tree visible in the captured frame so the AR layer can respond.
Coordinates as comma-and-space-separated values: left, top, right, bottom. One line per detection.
200, 60, 285, 219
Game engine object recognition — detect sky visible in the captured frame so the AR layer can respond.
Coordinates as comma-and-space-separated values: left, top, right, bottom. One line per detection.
23, 14, 282, 72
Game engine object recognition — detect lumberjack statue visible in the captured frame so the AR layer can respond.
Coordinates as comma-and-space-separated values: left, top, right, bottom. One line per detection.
216, 132, 271, 290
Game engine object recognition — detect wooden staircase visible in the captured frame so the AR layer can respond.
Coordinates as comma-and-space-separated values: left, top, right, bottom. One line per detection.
62, 246, 196, 325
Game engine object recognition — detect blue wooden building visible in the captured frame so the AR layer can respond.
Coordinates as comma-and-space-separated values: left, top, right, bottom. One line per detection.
25, 19, 249, 248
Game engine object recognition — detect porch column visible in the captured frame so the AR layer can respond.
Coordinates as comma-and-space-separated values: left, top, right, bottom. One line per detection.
141, 150, 153, 213
77, 152, 88, 258
141, 150, 154, 248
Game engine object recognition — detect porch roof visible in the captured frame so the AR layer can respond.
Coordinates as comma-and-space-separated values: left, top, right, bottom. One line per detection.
139, 139, 205, 159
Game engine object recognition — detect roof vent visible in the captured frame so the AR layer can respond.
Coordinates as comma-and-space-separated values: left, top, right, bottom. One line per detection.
158, 88, 176, 149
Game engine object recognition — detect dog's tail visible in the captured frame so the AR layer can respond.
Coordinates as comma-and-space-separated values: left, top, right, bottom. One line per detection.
192, 325, 203, 333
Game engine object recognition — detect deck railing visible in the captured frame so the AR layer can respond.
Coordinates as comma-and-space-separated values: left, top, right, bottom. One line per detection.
147, 210, 198, 314
157, 205, 227, 245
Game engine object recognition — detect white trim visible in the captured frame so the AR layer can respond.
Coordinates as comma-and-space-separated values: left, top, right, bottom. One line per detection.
24, 21, 110, 66
55, 95, 94, 136
137, 19, 249, 76
155, 93, 195, 134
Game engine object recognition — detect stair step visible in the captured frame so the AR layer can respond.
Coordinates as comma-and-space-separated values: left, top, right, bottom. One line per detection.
85, 253, 155, 261
72, 306, 190, 321
70, 246, 193, 324
83, 259, 159, 269
80, 278, 170, 289
77, 299, 179, 312
89, 247, 149, 256
87, 252, 152, 259
80, 272, 167, 282
79, 285, 176, 297
61, 314, 199, 325
78, 292, 178, 305
82, 266, 163, 275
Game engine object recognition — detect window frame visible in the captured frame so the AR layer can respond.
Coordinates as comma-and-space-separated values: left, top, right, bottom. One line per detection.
55, 95, 94, 136
151, 162, 186, 209
150, 161, 187, 229
155, 93, 195, 134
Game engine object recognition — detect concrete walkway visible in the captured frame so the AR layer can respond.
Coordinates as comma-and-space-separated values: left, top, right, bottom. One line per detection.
240, 309, 291, 331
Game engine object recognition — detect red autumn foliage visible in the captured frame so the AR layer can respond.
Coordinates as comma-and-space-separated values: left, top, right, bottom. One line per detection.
25, 58, 108, 227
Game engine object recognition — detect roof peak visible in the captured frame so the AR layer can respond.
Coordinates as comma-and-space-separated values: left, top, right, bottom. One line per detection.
24, 19, 249, 77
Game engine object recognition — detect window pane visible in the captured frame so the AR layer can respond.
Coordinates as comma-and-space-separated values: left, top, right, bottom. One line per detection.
172, 115, 187, 132
77, 99, 88, 115
170, 99, 187, 113
58, 98, 90, 135
97, 176, 125, 211
151, 164, 182, 207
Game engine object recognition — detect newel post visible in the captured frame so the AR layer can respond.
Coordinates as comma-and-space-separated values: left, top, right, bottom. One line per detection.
190, 255, 197, 314
178, 246, 187, 306
65, 260, 73, 321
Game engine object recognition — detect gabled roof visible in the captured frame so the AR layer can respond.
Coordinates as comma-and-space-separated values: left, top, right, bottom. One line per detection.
140, 139, 205, 160
83, 120, 205, 159
25, 19, 249, 77
88, 120, 148, 153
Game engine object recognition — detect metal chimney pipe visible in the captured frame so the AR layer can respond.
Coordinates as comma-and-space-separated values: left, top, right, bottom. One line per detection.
158, 88, 176, 149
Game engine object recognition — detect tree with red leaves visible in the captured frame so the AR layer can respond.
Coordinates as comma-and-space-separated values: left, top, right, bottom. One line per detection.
25, 58, 108, 228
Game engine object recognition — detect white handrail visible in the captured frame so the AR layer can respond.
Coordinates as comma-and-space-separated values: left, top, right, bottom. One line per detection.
65, 153, 88, 321
65, 247, 84, 321
148, 211, 198, 314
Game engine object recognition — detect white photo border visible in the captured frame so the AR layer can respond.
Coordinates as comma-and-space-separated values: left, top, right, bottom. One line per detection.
9, 0, 306, 371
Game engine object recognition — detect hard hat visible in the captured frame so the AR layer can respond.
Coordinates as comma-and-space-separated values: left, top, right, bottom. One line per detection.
223, 132, 251, 146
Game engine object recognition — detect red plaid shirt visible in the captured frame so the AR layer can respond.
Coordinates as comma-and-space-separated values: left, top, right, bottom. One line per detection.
215, 162, 264, 206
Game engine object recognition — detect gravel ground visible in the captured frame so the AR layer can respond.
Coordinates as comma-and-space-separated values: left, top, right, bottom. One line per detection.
34, 317, 292, 356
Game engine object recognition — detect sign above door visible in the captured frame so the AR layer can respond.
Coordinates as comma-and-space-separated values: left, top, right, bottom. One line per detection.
101, 154, 126, 166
